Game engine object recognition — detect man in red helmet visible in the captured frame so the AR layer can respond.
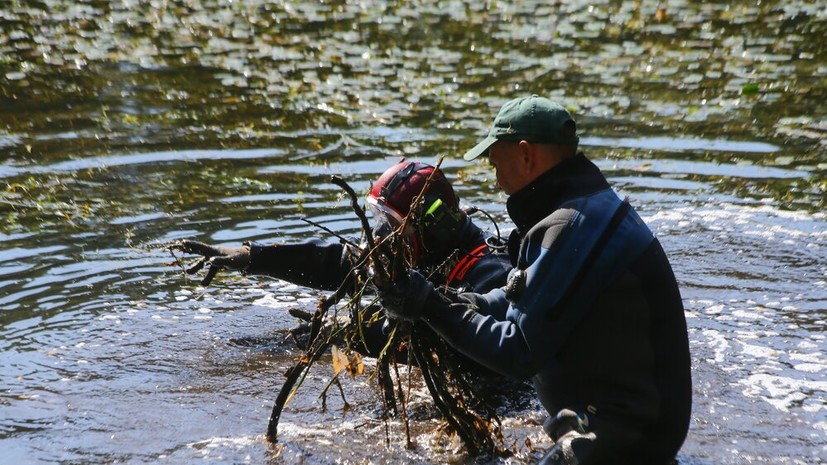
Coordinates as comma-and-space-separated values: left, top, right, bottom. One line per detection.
171, 161, 512, 357
364, 161, 508, 290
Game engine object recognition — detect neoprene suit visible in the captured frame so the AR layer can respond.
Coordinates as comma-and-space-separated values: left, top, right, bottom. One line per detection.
243, 217, 512, 359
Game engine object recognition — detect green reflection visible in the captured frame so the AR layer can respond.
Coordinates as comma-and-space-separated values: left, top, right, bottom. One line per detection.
0, 0, 824, 210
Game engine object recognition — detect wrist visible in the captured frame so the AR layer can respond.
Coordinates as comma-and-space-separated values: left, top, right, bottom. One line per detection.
420, 288, 450, 321
241, 241, 261, 272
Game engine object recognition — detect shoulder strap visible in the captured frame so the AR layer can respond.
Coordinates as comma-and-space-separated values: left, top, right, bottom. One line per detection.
446, 243, 489, 284
511, 189, 655, 353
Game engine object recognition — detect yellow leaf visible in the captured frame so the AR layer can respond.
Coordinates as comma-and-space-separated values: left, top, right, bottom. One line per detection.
331, 345, 347, 376
331, 345, 364, 377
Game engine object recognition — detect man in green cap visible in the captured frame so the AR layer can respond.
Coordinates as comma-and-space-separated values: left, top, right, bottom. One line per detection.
379, 95, 692, 464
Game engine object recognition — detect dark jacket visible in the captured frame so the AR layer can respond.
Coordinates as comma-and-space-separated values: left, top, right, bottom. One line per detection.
422, 154, 692, 464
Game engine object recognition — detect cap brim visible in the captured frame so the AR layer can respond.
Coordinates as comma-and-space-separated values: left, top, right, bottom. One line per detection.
462, 135, 498, 161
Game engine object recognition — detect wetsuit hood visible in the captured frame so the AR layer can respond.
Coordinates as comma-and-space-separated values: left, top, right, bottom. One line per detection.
420, 215, 476, 270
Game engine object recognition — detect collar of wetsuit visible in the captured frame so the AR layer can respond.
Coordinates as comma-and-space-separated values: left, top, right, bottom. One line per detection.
505, 152, 610, 233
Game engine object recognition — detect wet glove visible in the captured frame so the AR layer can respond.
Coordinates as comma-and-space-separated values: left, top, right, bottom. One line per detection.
542, 409, 589, 441
539, 409, 596, 465
378, 269, 433, 323
170, 239, 251, 270
168, 240, 251, 284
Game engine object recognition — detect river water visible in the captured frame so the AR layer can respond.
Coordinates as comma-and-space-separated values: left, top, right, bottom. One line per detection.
1, 1, 825, 464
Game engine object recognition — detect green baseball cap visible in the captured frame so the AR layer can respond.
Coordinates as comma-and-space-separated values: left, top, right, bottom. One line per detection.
462, 95, 579, 161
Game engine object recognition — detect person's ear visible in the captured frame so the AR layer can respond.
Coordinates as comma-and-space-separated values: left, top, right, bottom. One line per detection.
517, 140, 537, 175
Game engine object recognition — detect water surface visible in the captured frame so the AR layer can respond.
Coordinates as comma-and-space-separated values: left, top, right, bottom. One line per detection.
1, 1, 825, 464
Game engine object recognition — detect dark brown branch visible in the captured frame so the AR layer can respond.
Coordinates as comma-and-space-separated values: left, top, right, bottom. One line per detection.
330, 175, 389, 286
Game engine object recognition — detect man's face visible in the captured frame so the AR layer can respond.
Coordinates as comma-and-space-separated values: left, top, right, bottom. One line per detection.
488, 140, 527, 195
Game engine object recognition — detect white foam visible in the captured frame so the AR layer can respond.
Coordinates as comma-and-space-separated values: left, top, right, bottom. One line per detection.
739, 373, 827, 412
702, 329, 730, 364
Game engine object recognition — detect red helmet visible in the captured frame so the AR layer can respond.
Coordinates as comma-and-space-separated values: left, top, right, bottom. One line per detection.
366, 161, 465, 263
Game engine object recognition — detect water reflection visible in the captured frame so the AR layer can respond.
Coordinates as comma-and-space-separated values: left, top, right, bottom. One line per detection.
1, 143, 823, 464
1, 0, 826, 464
584, 136, 780, 154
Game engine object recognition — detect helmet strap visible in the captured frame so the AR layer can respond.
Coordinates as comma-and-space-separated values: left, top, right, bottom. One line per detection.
381, 161, 418, 200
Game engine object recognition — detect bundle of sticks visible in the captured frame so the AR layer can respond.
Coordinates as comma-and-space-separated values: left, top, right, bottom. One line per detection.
265, 170, 505, 456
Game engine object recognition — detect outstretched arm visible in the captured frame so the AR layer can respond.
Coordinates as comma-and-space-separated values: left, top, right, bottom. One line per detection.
169, 239, 354, 291
246, 240, 353, 291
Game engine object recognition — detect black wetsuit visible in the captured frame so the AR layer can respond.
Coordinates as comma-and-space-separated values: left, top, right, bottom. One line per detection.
422, 154, 692, 464
245, 218, 510, 295
244, 218, 512, 359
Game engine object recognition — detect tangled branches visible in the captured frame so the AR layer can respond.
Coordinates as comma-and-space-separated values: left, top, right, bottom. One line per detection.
265, 171, 505, 456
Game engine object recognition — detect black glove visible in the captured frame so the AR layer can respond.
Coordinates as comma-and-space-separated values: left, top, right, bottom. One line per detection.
540, 410, 596, 465
542, 409, 589, 441
378, 269, 433, 323
168, 240, 250, 284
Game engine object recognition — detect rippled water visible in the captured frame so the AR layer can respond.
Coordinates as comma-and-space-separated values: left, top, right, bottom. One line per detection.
1, 1, 826, 464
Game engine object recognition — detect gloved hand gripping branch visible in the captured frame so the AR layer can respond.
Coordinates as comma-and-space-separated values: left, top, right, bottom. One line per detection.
168, 239, 251, 285
378, 269, 434, 323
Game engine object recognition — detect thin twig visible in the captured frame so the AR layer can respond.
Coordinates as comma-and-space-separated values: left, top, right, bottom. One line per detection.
391, 354, 413, 448
301, 217, 359, 248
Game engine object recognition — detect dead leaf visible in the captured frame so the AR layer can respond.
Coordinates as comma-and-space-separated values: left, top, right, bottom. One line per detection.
331, 345, 347, 376
331, 345, 364, 377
